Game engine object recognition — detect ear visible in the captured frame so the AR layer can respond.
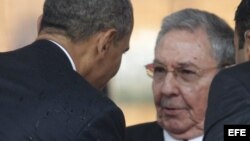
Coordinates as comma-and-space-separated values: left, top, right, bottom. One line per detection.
37, 14, 43, 34
96, 28, 117, 57
244, 30, 250, 60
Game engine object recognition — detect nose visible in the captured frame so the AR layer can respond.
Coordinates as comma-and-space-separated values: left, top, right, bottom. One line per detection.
159, 73, 178, 97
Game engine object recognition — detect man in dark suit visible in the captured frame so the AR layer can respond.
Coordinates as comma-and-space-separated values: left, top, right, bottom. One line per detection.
126, 9, 234, 141
0, 0, 133, 140
204, 0, 250, 140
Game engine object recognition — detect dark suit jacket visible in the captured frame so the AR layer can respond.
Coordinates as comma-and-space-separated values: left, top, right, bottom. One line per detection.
0, 40, 125, 141
125, 121, 164, 141
204, 62, 250, 141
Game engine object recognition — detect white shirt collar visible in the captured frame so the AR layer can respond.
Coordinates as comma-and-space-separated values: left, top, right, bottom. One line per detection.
163, 130, 203, 141
49, 40, 76, 71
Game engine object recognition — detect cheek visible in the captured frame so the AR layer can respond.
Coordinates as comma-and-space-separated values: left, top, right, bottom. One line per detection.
115, 57, 121, 67
187, 86, 208, 105
152, 81, 161, 105
184, 84, 210, 118
234, 35, 239, 49
112, 58, 122, 75
111, 51, 122, 67
193, 95, 208, 121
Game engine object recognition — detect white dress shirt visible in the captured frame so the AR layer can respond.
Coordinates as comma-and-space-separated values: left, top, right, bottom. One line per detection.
163, 130, 203, 141
49, 40, 76, 71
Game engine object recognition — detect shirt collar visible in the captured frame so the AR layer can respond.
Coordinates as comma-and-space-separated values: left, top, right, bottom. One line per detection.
163, 130, 203, 141
49, 40, 76, 71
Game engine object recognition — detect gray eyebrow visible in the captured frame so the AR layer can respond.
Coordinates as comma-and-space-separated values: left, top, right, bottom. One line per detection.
153, 59, 200, 69
176, 62, 199, 69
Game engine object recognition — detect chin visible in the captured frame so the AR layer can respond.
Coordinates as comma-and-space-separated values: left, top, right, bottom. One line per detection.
158, 115, 186, 133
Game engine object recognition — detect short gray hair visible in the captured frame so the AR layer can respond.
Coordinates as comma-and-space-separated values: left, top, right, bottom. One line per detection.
40, 0, 133, 42
156, 8, 235, 67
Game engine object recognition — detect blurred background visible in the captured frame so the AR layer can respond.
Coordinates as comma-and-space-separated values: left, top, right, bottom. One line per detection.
0, 0, 241, 126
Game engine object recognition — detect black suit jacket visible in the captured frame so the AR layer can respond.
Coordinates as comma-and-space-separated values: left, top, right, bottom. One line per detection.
0, 40, 125, 141
125, 121, 164, 141
204, 62, 250, 141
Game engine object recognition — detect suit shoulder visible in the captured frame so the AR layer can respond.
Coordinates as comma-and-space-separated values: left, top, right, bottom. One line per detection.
219, 62, 250, 76
125, 121, 163, 141
214, 62, 250, 85
127, 121, 159, 131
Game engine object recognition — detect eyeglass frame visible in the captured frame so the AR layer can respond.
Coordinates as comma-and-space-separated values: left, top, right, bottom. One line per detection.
145, 62, 219, 86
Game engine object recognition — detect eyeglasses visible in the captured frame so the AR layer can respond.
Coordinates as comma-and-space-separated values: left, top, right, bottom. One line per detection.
145, 63, 218, 86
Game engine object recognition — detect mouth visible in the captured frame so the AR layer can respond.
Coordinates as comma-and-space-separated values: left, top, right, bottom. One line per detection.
161, 107, 184, 116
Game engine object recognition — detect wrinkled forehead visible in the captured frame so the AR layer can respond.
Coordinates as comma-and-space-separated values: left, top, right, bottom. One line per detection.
154, 29, 216, 68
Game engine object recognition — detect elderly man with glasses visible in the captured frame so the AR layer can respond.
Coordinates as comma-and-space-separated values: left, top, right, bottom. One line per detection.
125, 8, 235, 141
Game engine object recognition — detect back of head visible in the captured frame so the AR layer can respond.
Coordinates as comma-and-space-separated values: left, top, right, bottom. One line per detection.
235, 0, 250, 49
39, 0, 133, 42
156, 8, 235, 68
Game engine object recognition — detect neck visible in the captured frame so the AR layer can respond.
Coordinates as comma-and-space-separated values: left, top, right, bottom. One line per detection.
37, 32, 103, 90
